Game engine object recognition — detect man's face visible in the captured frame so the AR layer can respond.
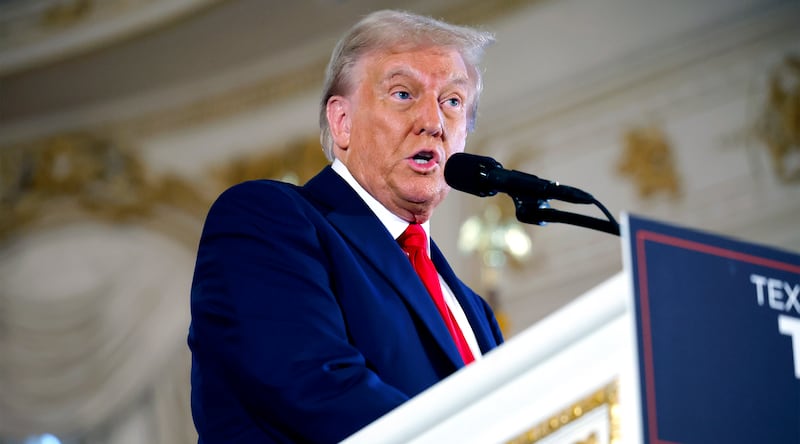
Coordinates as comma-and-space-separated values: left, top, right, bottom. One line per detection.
328, 45, 475, 223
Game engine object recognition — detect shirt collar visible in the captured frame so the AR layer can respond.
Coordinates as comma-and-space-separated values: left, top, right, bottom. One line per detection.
331, 159, 431, 243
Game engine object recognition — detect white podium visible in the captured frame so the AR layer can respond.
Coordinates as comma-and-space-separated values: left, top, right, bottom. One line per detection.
343, 272, 641, 444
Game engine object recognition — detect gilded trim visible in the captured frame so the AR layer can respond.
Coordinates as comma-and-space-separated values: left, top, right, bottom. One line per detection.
0, 130, 328, 243
506, 380, 620, 444
616, 125, 682, 199
755, 53, 800, 182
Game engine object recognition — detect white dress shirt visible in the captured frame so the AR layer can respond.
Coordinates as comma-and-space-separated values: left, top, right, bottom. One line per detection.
331, 159, 482, 360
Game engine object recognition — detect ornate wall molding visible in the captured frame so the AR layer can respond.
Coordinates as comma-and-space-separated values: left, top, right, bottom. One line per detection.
0, 131, 202, 242
475, 1, 800, 142
506, 380, 620, 444
0, 130, 329, 244
616, 124, 682, 199
755, 53, 800, 182
103, 0, 542, 140
0, 0, 541, 146
0, 0, 224, 75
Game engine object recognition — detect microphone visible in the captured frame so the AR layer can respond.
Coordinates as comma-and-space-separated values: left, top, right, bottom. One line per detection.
444, 152, 595, 204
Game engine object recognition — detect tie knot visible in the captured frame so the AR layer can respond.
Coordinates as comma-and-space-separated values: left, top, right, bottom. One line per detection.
398, 224, 427, 252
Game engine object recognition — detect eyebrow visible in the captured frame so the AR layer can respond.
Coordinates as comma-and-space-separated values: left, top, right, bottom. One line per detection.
385, 67, 471, 89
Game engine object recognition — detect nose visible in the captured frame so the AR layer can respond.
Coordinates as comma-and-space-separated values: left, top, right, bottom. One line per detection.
414, 96, 444, 138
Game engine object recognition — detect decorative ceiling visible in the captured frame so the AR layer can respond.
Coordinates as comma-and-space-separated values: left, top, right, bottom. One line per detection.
0, 0, 537, 130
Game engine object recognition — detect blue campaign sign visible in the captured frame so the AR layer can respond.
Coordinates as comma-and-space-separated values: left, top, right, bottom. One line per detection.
624, 214, 800, 444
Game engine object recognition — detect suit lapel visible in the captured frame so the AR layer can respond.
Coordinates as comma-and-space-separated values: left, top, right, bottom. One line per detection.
302, 167, 465, 369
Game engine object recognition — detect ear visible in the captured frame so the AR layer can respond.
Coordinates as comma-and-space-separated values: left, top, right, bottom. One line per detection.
326, 96, 351, 150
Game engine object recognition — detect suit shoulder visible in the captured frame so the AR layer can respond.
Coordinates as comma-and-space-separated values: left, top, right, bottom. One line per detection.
212, 179, 305, 209
217, 179, 299, 202
203, 180, 313, 227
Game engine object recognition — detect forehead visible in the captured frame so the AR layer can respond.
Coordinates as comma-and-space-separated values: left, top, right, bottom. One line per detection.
357, 45, 473, 88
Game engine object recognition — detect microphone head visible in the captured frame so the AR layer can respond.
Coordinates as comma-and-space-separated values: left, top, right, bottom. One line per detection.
444, 152, 502, 197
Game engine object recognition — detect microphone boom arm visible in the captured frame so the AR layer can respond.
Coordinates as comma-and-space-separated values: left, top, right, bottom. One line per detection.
512, 195, 621, 236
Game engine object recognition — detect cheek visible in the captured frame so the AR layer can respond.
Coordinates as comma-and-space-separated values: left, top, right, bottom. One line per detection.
377, 113, 409, 140
447, 130, 468, 154
445, 116, 469, 140
355, 110, 397, 145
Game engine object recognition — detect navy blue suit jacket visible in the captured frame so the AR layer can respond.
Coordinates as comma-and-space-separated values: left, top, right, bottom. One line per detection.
188, 166, 504, 443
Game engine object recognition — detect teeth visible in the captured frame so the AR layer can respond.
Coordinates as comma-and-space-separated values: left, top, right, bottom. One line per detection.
412, 152, 433, 164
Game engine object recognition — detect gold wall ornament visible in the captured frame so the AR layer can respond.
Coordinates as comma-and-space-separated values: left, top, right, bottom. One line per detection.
617, 125, 682, 199
41, 0, 93, 28
211, 135, 329, 190
0, 129, 330, 244
755, 54, 800, 182
0, 131, 209, 242
506, 380, 620, 444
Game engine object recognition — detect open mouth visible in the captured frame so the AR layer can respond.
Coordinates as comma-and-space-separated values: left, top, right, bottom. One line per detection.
411, 151, 435, 164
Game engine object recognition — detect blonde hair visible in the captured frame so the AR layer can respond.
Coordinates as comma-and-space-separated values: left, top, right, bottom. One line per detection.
319, 10, 495, 161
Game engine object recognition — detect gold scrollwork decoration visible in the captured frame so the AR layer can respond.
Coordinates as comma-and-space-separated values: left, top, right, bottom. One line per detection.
41, 0, 93, 28
0, 130, 330, 245
617, 125, 682, 199
506, 380, 620, 444
0, 131, 208, 242
211, 136, 328, 188
755, 54, 800, 182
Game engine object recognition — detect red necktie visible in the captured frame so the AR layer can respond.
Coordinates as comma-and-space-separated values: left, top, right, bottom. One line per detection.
398, 224, 475, 365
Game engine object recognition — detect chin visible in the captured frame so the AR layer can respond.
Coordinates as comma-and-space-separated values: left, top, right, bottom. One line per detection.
398, 181, 446, 206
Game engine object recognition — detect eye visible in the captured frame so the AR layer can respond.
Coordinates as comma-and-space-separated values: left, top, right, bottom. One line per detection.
443, 97, 462, 108
392, 90, 411, 100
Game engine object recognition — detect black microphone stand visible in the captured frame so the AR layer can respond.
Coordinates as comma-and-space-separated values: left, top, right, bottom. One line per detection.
511, 194, 621, 236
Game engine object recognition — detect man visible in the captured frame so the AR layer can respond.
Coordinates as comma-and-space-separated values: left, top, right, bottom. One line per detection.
188, 9, 503, 443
